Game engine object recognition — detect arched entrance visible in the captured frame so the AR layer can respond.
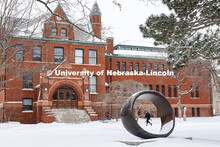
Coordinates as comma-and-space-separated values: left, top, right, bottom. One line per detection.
52, 86, 78, 108
48, 80, 84, 109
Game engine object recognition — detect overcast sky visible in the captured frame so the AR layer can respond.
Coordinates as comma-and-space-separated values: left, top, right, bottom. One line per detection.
91, 0, 170, 46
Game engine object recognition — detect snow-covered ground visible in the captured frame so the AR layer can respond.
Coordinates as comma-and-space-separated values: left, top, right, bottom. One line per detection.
0, 117, 219, 147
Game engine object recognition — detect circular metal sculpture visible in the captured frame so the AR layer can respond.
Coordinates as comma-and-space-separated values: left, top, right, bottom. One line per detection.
121, 90, 175, 139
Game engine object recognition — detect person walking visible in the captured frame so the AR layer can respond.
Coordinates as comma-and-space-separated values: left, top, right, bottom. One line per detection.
145, 111, 152, 126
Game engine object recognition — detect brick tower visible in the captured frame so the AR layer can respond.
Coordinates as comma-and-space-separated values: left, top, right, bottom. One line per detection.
90, 1, 102, 39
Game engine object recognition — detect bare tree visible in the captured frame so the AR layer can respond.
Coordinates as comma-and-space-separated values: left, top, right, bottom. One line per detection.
105, 80, 148, 120
155, 59, 212, 118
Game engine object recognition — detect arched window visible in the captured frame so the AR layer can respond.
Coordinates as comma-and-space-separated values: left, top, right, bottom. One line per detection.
93, 16, 95, 23
97, 17, 99, 23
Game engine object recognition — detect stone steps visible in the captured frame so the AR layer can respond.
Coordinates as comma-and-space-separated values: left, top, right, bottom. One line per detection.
84, 107, 98, 121
52, 109, 91, 124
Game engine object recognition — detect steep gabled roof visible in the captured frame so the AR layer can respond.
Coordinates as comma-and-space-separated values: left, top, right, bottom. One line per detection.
90, 1, 102, 16
49, 3, 70, 22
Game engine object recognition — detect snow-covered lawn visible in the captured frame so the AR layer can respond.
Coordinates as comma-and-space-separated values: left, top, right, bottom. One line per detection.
0, 117, 219, 147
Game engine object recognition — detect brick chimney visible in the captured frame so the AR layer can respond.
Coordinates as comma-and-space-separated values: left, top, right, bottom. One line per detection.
106, 37, 114, 55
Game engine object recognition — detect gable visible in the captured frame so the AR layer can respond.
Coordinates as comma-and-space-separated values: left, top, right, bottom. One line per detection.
49, 3, 70, 23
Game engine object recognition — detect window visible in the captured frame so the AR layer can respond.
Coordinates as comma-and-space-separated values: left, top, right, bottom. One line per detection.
93, 16, 95, 23
173, 85, 177, 97
23, 98, 33, 111
192, 108, 195, 117
51, 27, 57, 36
130, 62, 133, 71
53, 90, 57, 100
143, 63, 146, 73
122, 62, 126, 72
89, 76, 97, 93
168, 64, 171, 71
75, 49, 84, 64
161, 64, 164, 72
33, 46, 42, 62
190, 86, 194, 97
61, 28, 67, 37
168, 85, 171, 97
23, 74, 33, 89
116, 62, 120, 71
144, 84, 147, 89
97, 17, 99, 23
136, 63, 139, 73
155, 64, 158, 72
54, 47, 64, 62
162, 85, 165, 96
89, 50, 97, 65
156, 85, 159, 92
149, 85, 153, 90
148, 63, 152, 73
196, 86, 199, 98
197, 108, 200, 117
15, 44, 24, 61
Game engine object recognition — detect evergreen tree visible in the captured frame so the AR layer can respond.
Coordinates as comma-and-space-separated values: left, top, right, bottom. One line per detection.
140, 0, 220, 70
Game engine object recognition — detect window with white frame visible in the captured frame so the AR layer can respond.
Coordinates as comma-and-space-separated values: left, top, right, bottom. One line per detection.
51, 27, 57, 36
61, 28, 67, 37
75, 49, 84, 64
161, 64, 164, 72
143, 63, 146, 73
23, 74, 33, 89
89, 76, 97, 93
54, 47, 64, 62
23, 98, 33, 111
130, 62, 133, 72
89, 50, 97, 65
122, 62, 126, 72
33, 46, 42, 62
15, 44, 24, 61
116, 62, 120, 71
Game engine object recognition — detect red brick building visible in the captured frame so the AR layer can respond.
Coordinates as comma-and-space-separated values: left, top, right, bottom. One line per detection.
105, 44, 213, 118
0, 2, 213, 124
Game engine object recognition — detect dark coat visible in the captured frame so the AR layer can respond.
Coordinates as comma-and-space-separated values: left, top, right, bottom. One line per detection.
145, 112, 151, 120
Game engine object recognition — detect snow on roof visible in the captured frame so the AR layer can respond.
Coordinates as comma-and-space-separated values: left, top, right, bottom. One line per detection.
113, 49, 168, 59
11, 3, 104, 43
116, 40, 166, 48
90, 1, 102, 16
73, 24, 104, 43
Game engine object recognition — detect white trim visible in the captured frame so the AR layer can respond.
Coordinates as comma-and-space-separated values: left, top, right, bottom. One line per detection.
22, 111, 34, 113
49, 77, 82, 80
5, 101, 22, 103
167, 97, 177, 99
22, 88, 34, 91
71, 63, 101, 67
37, 90, 41, 101
5, 101, 37, 104
190, 97, 200, 99
90, 92, 98, 95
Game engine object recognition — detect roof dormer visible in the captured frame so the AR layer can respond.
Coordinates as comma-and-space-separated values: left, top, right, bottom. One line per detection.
43, 3, 75, 40
49, 3, 70, 23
